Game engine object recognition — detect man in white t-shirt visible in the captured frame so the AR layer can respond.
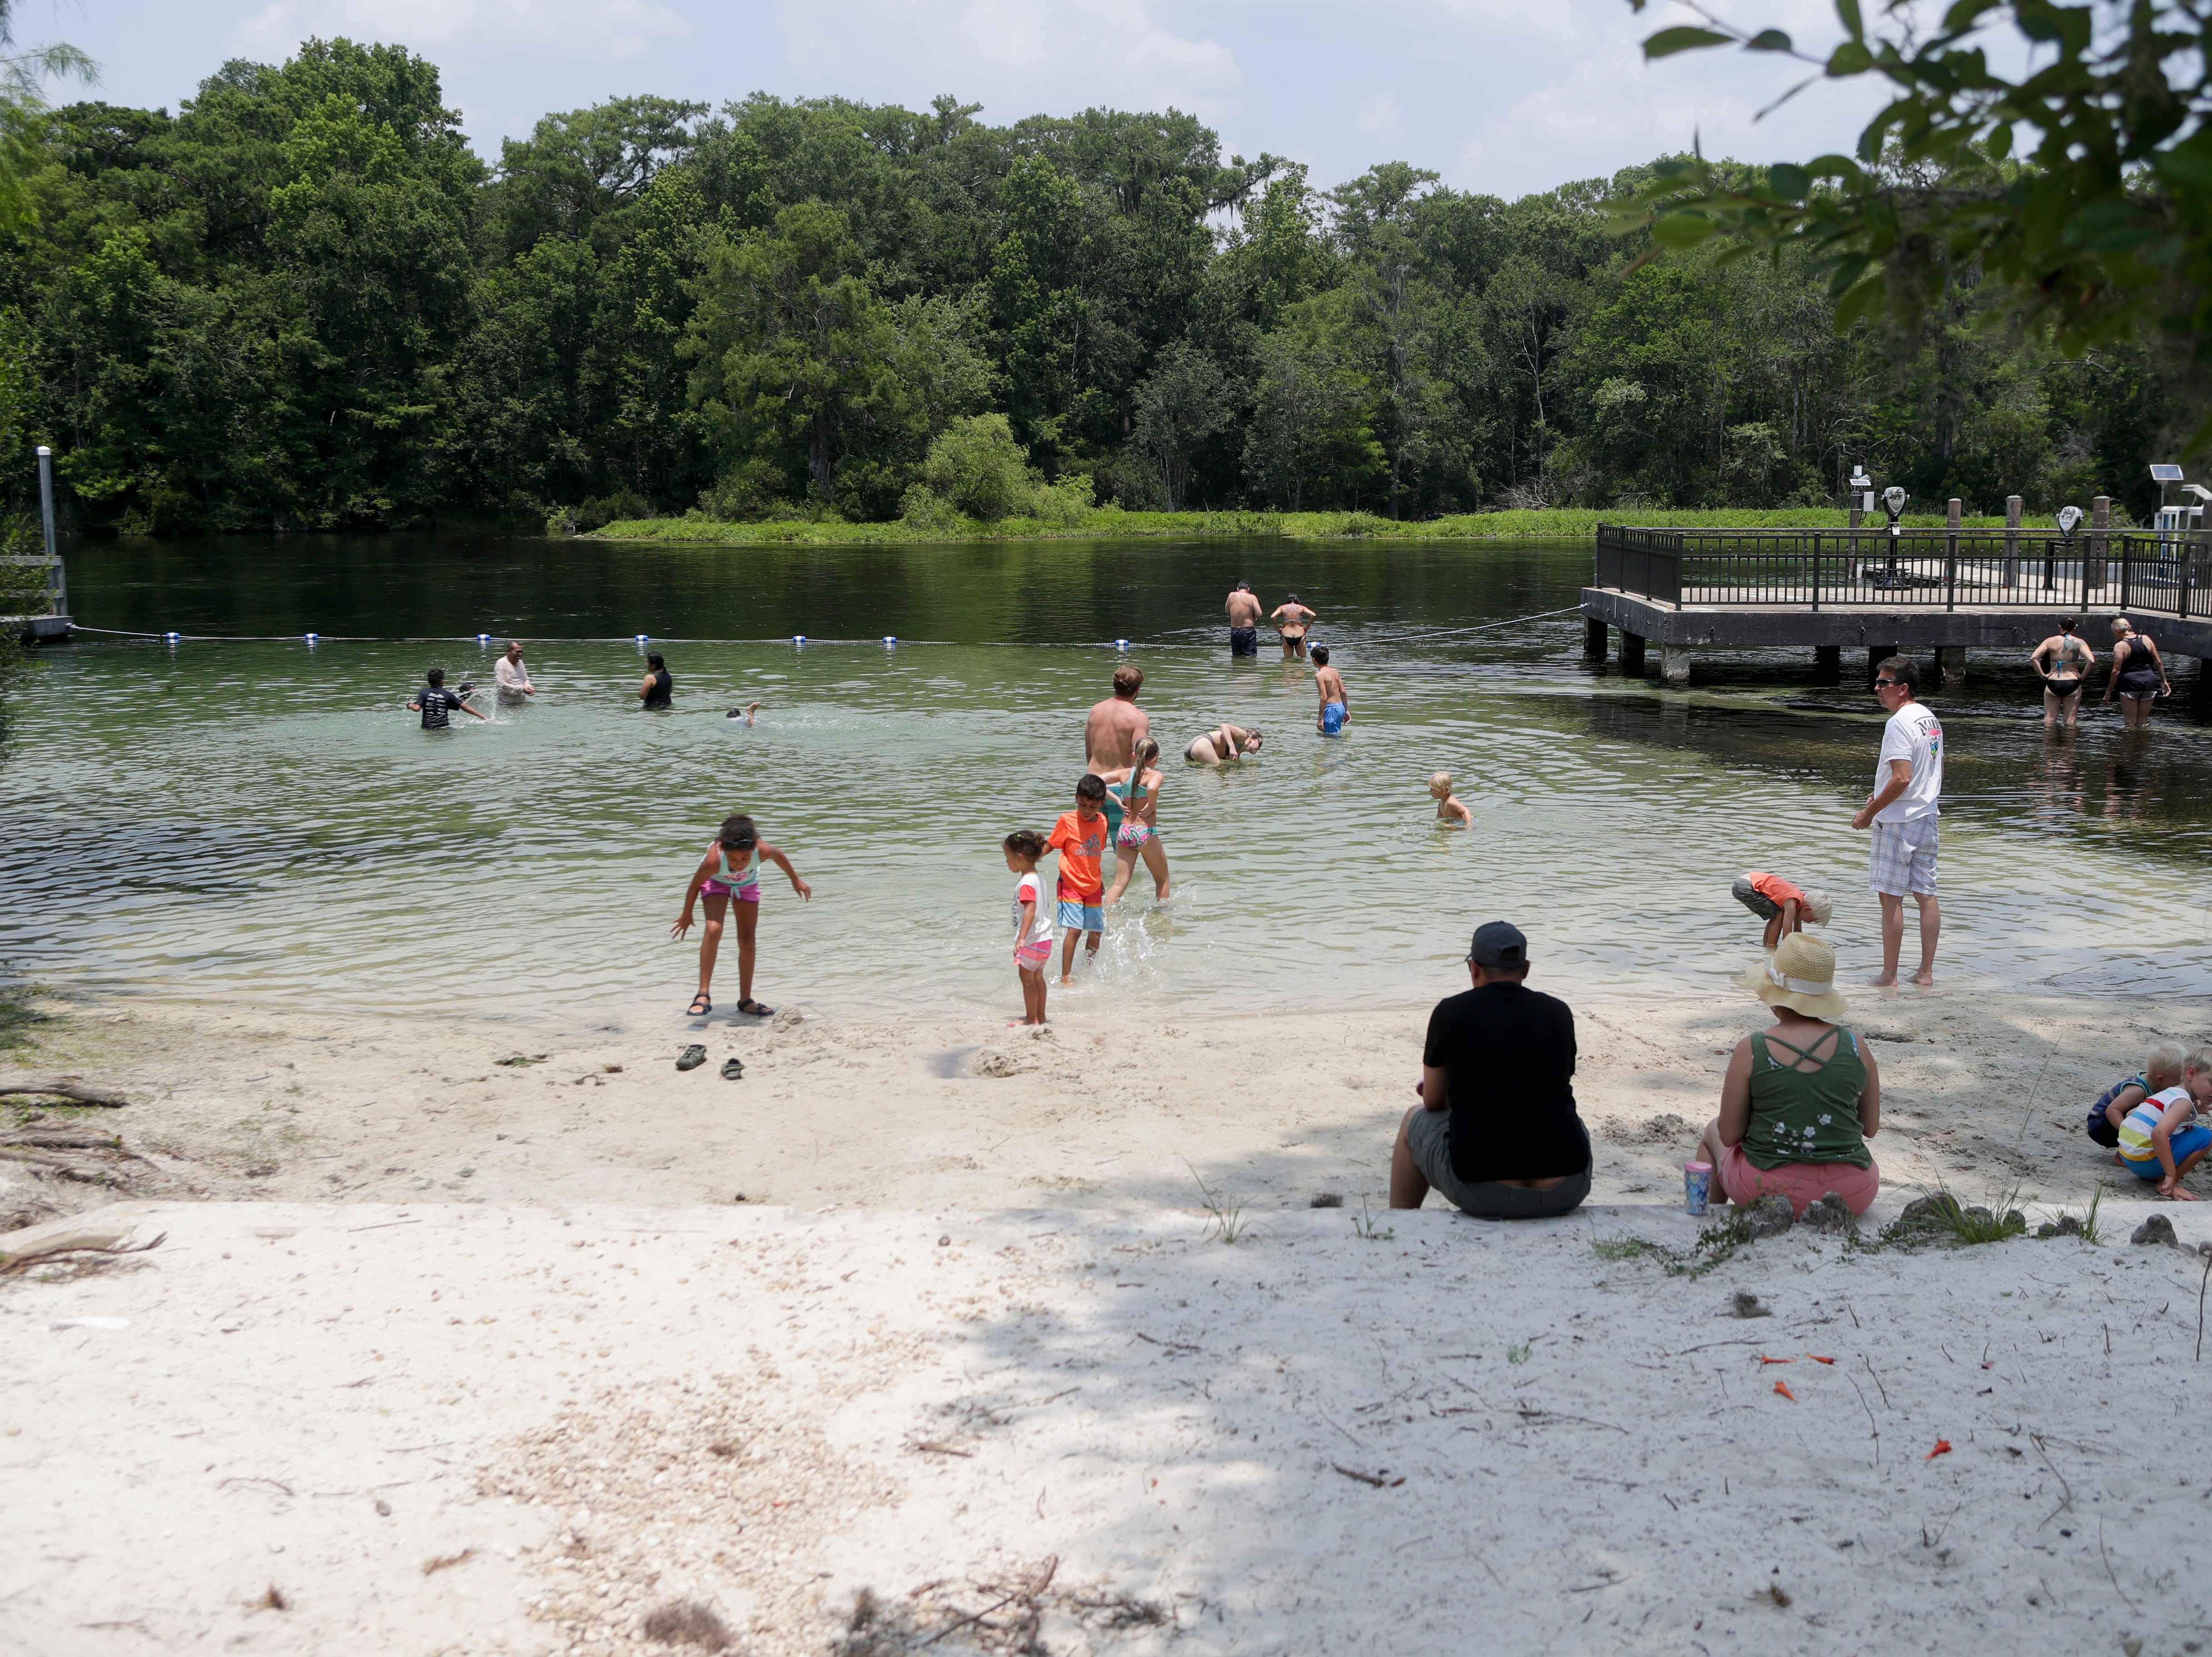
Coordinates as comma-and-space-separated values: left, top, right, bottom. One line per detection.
1850, 655, 1943, 986
494, 640, 535, 704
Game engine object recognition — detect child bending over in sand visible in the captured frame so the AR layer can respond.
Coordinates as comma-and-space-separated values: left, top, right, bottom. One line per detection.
2117, 1047, 2212, 1200
1003, 830, 1054, 1025
1046, 776, 1111, 983
1430, 772, 1472, 826
1731, 871, 1833, 952
671, 813, 812, 1018
2085, 1041, 2185, 1150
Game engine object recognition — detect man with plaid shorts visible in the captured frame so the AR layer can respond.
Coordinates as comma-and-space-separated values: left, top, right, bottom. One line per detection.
1850, 655, 1943, 986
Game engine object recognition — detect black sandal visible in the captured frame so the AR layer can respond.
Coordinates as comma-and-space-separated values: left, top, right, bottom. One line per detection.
720, 1056, 744, 1080
738, 999, 774, 1017
686, 993, 712, 1016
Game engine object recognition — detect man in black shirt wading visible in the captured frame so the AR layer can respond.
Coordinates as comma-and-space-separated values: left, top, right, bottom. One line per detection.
409, 667, 486, 730
1389, 921, 1592, 1219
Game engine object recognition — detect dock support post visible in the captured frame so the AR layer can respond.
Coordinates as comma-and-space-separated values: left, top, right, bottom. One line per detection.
2004, 494, 2022, 588
1620, 631, 1646, 676
1869, 645, 1898, 686
2088, 495, 2110, 589
1934, 645, 1967, 691
1584, 616, 1607, 659
1660, 644, 1691, 687
1814, 645, 1840, 683
2196, 659, 2212, 719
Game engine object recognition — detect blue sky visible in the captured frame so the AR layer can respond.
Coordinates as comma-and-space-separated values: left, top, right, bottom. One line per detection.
30, 0, 1890, 198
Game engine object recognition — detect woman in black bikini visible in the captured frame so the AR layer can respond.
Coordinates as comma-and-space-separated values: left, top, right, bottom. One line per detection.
2028, 618, 2093, 728
2103, 616, 2171, 729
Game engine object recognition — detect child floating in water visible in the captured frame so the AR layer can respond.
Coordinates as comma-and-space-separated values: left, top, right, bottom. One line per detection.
1731, 871, 1833, 951
1046, 776, 1111, 983
2117, 1047, 2212, 1200
1430, 772, 1472, 826
1003, 830, 1054, 1025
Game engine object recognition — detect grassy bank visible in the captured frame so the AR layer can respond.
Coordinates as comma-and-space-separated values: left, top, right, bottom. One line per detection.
588, 505, 2018, 547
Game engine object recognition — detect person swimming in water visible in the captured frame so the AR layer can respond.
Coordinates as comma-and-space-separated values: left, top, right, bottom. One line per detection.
1183, 722, 1263, 765
640, 652, 673, 710
1225, 582, 1263, 657
409, 667, 487, 729
2028, 619, 2093, 729
1272, 594, 1315, 658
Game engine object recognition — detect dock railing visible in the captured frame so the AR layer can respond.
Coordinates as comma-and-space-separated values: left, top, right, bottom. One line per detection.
0, 552, 63, 617
1594, 524, 2212, 617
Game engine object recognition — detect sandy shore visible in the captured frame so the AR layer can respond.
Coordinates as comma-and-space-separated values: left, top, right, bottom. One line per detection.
1, 982, 2177, 1224
6, 1197, 2212, 1656
5, 985, 2205, 1654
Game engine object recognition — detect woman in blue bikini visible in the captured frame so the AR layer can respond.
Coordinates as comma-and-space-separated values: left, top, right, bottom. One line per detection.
1101, 738, 1169, 904
671, 813, 812, 1016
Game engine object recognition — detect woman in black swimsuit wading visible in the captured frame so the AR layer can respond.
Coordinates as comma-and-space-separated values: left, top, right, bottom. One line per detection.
2103, 617, 2170, 729
2028, 618, 2093, 729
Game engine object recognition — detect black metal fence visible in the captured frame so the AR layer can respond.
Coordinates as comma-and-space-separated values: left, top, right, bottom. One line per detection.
1594, 524, 2212, 617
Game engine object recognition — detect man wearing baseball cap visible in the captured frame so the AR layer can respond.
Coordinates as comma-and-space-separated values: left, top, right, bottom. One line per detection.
1389, 921, 1592, 1218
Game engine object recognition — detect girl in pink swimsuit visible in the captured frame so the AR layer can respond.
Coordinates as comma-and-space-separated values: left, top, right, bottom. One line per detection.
671, 813, 812, 1017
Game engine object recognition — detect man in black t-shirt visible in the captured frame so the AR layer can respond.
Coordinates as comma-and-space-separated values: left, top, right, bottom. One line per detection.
1388, 921, 1592, 1219
409, 667, 487, 730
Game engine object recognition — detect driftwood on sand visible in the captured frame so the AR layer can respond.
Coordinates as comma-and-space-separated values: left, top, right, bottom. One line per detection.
0, 1076, 132, 1108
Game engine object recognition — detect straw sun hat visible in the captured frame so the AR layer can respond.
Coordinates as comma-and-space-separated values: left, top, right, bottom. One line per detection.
1737, 932, 1850, 1021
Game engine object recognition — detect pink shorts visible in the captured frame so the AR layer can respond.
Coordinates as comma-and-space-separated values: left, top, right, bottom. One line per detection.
1014, 940, 1054, 972
1716, 1144, 1880, 1216
702, 881, 760, 904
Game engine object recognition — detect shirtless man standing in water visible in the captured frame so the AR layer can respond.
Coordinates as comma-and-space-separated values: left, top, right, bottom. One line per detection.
1225, 582, 1263, 657
1271, 593, 1315, 658
1084, 664, 1150, 773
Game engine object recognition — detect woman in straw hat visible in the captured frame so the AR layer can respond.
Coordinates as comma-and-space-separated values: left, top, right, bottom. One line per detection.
1695, 933, 1883, 1217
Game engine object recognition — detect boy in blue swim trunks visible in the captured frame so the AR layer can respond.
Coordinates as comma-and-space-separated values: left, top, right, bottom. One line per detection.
1312, 645, 1349, 736
1047, 776, 1111, 983
2117, 1048, 2212, 1200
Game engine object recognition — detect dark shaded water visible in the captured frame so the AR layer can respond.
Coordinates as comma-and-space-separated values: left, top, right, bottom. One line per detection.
8, 534, 2209, 1017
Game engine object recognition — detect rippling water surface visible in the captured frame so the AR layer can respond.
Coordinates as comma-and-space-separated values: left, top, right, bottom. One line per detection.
5, 533, 2208, 1019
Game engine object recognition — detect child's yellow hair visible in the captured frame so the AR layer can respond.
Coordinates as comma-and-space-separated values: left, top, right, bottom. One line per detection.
1429, 771, 1453, 794
1800, 888, 1835, 926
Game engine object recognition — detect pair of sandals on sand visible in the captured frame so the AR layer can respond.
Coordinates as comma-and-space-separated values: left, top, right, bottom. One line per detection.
686, 993, 773, 1018
676, 1045, 744, 1080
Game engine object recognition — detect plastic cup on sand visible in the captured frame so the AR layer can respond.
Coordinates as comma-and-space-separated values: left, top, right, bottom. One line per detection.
1684, 1161, 1713, 1217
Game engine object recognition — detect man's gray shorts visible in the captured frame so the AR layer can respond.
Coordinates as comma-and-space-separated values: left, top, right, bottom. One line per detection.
1405, 1108, 1591, 1220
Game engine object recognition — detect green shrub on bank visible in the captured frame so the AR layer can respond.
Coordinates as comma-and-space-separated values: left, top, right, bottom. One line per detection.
587, 503, 2027, 546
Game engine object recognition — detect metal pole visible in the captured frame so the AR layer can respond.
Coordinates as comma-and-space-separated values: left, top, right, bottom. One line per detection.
35, 443, 62, 619
2004, 493, 2021, 589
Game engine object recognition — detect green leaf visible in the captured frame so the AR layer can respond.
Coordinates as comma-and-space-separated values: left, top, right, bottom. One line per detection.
2154, 133, 2212, 191
1642, 26, 1735, 60
1650, 212, 1718, 248
1827, 41, 1873, 75
1834, 0, 1863, 40
1983, 122, 2012, 162
1766, 164, 1810, 199
1746, 29, 1793, 51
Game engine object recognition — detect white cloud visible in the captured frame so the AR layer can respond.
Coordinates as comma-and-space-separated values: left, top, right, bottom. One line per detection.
1357, 95, 1400, 137
775, 0, 1241, 116
234, 0, 690, 63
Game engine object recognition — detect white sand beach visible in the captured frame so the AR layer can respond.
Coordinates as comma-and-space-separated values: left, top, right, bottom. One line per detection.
3, 988, 2208, 1653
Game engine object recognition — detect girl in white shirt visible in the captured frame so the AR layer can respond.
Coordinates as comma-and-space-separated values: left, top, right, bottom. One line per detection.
1003, 829, 1055, 1026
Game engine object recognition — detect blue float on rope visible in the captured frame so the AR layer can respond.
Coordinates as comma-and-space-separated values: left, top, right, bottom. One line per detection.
634, 633, 650, 645
164, 632, 181, 643
793, 635, 807, 645
1114, 638, 1130, 651
304, 632, 318, 644
882, 636, 897, 646
477, 632, 490, 645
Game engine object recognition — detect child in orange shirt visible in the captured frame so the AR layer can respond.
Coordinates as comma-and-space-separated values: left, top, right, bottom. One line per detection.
1047, 776, 1111, 983
1731, 871, 1834, 951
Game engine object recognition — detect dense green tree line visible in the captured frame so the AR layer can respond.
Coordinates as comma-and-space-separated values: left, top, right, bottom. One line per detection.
0, 37, 2191, 535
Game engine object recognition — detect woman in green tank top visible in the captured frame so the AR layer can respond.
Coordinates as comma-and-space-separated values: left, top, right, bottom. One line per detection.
1695, 934, 1884, 1217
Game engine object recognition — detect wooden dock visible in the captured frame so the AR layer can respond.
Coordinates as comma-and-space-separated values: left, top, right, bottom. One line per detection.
1582, 523, 2212, 692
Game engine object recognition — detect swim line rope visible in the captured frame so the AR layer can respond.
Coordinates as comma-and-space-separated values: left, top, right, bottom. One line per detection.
63, 604, 1587, 648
